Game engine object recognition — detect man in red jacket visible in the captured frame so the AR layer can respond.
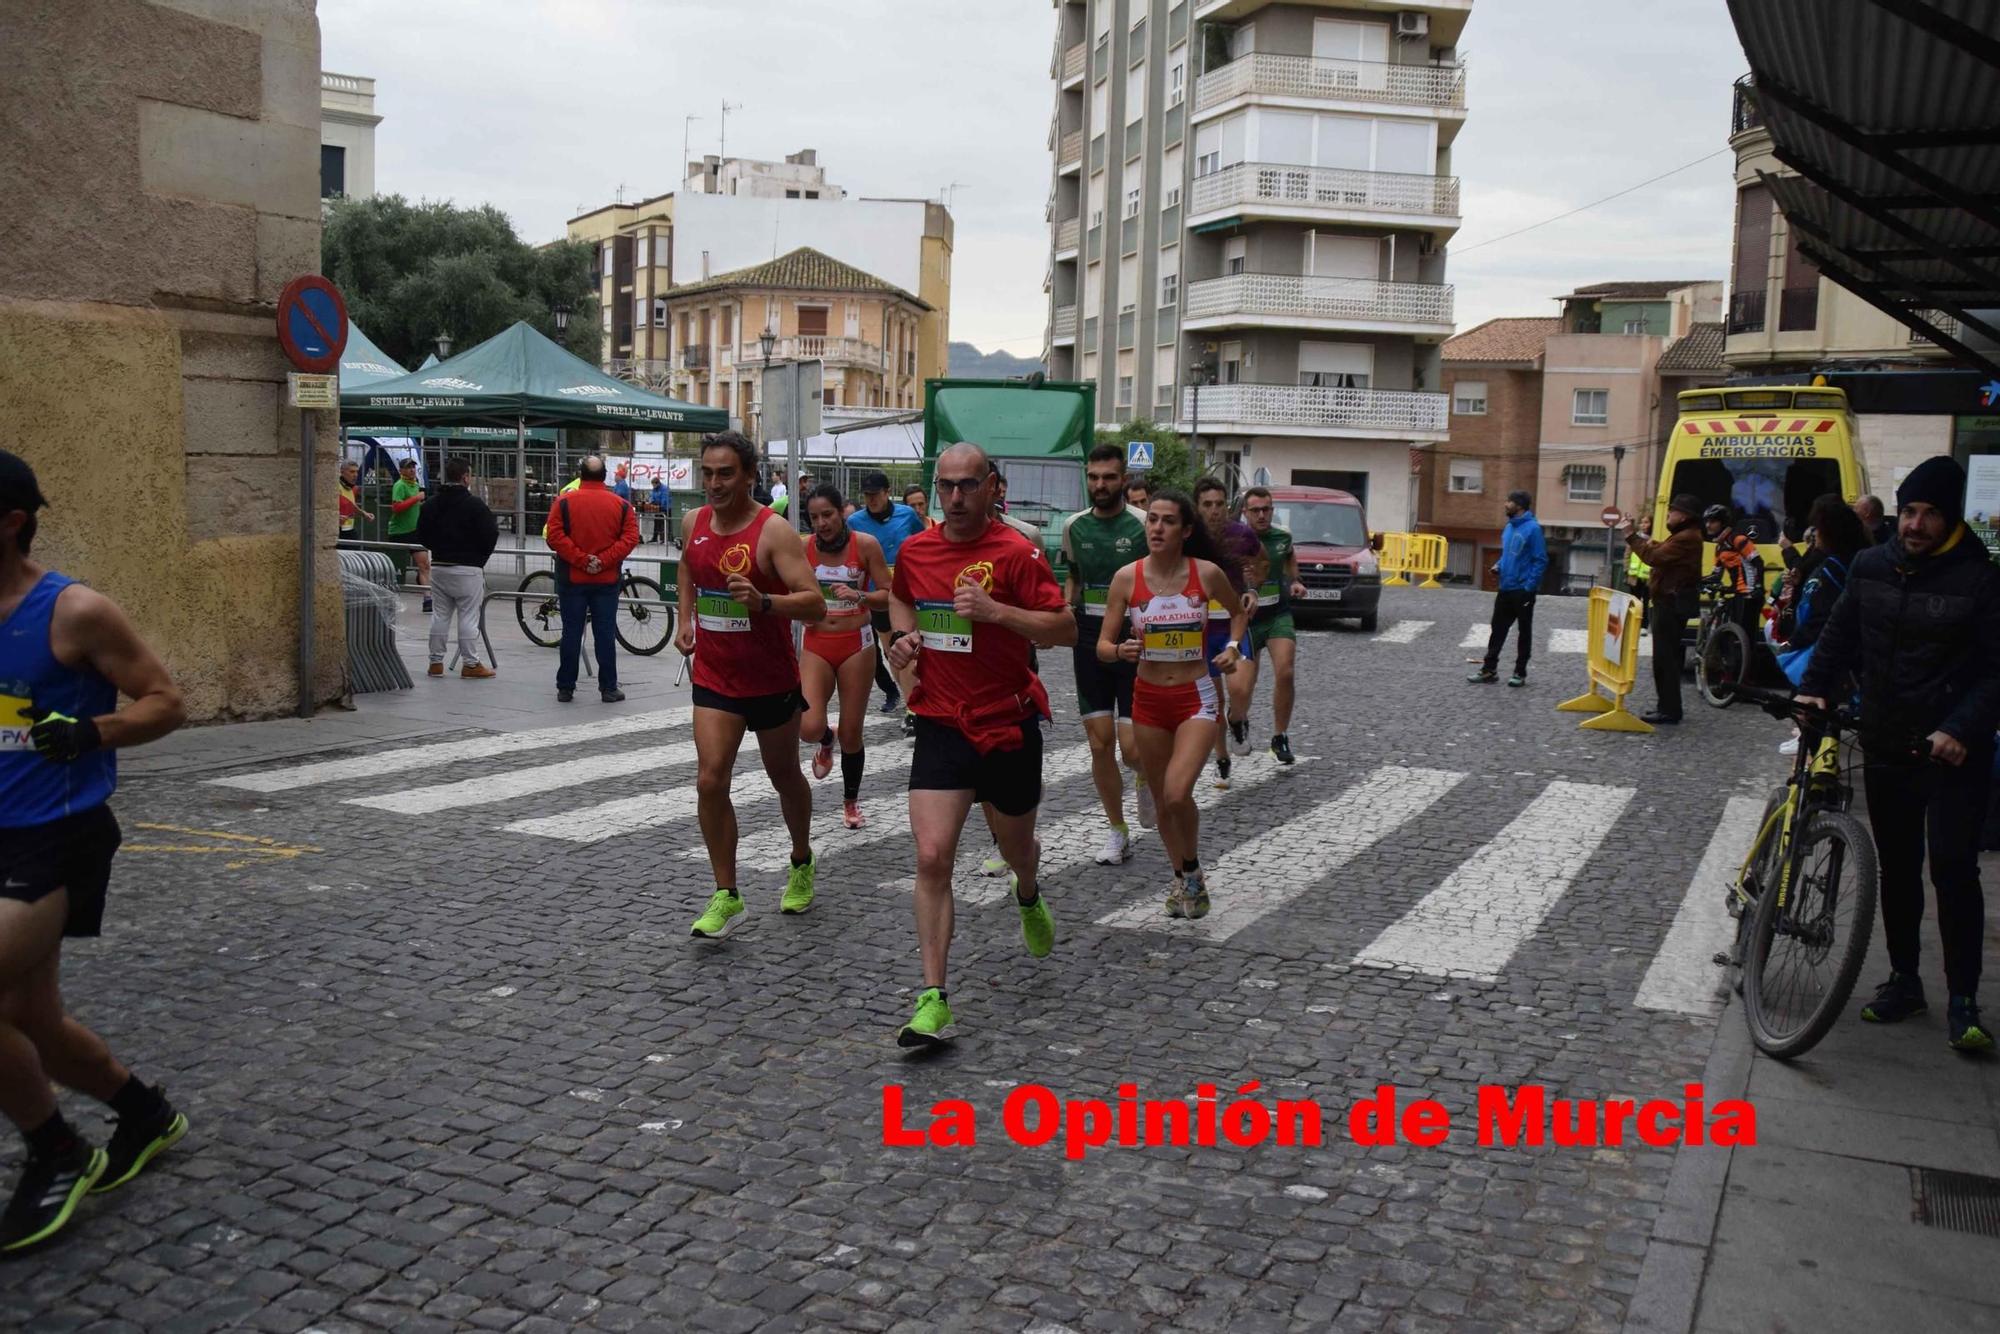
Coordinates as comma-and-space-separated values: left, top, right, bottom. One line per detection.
545, 455, 641, 703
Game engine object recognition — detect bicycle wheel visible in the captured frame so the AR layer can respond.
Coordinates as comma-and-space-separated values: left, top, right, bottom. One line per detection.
614, 575, 673, 656
1696, 620, 1751, 708
1742, 809, 1879, 1060
516, 571, 562, 648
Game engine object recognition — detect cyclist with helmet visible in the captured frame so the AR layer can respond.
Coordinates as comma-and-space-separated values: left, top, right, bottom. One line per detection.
1702, 504, 1765, 639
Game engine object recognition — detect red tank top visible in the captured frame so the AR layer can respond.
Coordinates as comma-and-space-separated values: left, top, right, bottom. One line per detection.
685, 505, 800, 696
1127, 559, 1208, 664
804, 530, 869, 632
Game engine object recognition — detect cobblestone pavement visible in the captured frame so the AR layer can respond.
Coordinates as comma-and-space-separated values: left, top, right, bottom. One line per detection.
2, 589, 1790, 1332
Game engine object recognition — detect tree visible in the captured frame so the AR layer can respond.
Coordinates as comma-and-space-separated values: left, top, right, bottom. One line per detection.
321, 195, 600, 369
1094, 418, 1202, 495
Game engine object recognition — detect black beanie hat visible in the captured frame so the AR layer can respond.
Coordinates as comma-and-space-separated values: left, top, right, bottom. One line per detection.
1895, 455, 1965, 526
0, 450, 47, 515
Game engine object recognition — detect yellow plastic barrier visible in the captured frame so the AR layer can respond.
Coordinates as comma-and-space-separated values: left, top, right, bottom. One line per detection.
1378, 531, 1412, 586
1555, 586, 1653, 734
1407, 533, 1449, 589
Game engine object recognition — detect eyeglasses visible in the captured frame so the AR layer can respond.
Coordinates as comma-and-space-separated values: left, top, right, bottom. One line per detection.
933, 475, 988, 496
1244, 505, 1273, 515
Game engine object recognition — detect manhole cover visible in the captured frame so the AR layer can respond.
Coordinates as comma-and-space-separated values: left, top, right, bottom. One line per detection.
1911, 1167, 2000, 1238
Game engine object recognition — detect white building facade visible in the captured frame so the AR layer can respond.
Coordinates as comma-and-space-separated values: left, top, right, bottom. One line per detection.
318, 71, 380, 200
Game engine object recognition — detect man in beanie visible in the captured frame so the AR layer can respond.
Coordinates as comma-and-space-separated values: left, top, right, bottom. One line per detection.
1469, 490, 1547, 687
1799, 455, 2000, 1051
0, 451, 190, 1249
1618, 495, 1705, 724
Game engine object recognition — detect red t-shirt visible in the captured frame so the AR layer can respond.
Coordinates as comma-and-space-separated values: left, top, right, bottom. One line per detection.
891, 520, 1064, 751
685, 505, 800, 698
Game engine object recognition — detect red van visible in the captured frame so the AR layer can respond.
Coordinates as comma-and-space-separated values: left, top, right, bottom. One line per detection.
1263, 486, 1382, 632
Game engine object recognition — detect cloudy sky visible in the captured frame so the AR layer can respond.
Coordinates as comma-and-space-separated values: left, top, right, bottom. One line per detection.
323, 0, 1749, 355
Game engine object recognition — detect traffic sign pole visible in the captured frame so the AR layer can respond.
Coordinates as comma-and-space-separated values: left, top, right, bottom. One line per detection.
276, 275, 349, 718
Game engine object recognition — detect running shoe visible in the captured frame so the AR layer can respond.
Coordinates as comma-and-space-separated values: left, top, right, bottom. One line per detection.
902, 711, 918, 741
93, 1095, 188, 1194
1777, 737, 1800, 757
880, 687, 902, 714
689, 889, 745, 938
0, 1141, 105, 1252
1270, 733, 1295, 766
1860, 972, 1927, 1023
1136, 778, 1156, 829
1466, 670, 1498, 684
1015, 878, 1055, 958
897, 987, 954, 1048
979, 848, 1009, 876
1947, 997, 1993, 1052
1165, 878, 1186, 919
1095, 826, 1133, 866
1228, 718, 1251, 756
1506, 673, 1527, 688
781, 857, 817, 914
1184, 872, 1212, 920
1213, 755, 1232, 791
842, 800, 864, 830
812, 735, 835, 780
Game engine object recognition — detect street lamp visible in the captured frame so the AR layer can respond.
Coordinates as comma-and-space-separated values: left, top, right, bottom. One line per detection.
552, 301, 572, 333
758, 327, 778, 449
434, 331, 454, 360
1185, 353, 1215, 471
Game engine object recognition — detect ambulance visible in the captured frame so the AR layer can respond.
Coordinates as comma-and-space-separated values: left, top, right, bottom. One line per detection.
1651, 384, 1869, 589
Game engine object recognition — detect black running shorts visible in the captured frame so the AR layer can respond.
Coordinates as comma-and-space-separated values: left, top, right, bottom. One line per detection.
1072, 619, 1135, 721
692, 684, 806, 734
908, 715, 1043, 817
0, 805, 122, 938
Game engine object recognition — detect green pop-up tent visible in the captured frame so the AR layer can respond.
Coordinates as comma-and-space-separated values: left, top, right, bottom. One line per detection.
342, 321, 727, 529
338, 324, 409, 389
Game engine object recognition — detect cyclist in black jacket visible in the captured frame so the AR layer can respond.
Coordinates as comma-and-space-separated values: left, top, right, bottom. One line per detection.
1799, 457, 2000, 1051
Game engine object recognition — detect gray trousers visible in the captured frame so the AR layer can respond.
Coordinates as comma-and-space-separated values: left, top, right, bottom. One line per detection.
428, 564, 486, 665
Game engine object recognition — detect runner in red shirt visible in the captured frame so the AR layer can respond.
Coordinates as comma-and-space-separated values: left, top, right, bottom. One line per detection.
800, 485, 893, 830
884, 442, 1075, 1047
673, 431, 827, 939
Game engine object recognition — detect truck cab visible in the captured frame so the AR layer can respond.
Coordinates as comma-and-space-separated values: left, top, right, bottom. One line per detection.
1263, 485, 1382, 632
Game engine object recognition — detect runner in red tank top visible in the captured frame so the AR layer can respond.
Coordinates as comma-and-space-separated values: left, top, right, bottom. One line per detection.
798, 485, 892, 830
673, 432, 828, 940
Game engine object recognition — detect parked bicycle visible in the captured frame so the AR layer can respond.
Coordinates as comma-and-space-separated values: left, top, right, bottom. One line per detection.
1716, 684, 1881, 1059
515, 569, 674, 655
1693, 583, 1754, 708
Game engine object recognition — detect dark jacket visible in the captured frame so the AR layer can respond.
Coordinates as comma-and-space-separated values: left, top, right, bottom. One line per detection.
1801, 525, 2000, 748
545, 479, 640, 586
416, 485, 499, 567
1627, 522, 1702, 600
1781, 549, 1848, 653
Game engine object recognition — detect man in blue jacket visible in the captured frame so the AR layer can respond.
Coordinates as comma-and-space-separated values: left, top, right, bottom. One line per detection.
1470, 490, 1548, 688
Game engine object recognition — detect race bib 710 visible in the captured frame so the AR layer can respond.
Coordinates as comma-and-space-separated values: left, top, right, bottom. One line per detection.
696, 587, 750, 633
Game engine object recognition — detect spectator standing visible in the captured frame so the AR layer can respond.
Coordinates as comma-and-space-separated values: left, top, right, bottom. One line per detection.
1625, 514, 1652, 616
611, 465, 633, 504
416, 457, 500, 680
1469, 490, 1548, 688
1854, 494, 1894, 547
904, 484, 937, 530
338, 460, 371, 535
389, 458, 431, 613
1619, 494, 1703, 724
1125, 474, 1154, 510
544, 454, 641, 704
1799, 457, 2000, 1050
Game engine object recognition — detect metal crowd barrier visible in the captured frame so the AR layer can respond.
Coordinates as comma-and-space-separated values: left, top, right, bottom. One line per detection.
336, 549, 411, 693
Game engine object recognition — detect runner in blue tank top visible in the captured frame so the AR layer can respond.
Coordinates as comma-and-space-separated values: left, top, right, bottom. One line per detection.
0, 451, 189, 1252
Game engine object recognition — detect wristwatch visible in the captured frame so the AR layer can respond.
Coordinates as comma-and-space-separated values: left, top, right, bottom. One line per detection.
760, 593, 773, 615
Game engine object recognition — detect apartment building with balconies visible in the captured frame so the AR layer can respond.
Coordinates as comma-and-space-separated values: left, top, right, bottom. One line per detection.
655, 247, 930, 438
1044, 0, 1471, 531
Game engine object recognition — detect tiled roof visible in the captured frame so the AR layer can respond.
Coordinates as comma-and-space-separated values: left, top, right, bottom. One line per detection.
1657, 321, 1727, 373
668, 246, 931, 308
1442, 317, 1559, 363
1565, 279, 1717, 300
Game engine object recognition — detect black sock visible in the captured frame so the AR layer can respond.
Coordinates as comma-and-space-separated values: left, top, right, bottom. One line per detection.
821, 728, 834, 746
109, 1075, 161, 1122
24, 1111, 79, 1158
841, 749, 864, 801
1182, 858, 1201, 875
790, 854, 811, 868
718, 886, 739, 898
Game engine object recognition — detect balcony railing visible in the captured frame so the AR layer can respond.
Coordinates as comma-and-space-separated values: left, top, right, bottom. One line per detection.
1195, 53, 1466, 115
1181, 383, 1448, 435
1909, 310, 1963, 345
1053, 305, 1078, 342
1059, 129, 1084, 168
1062, 42, 1086, 84
1727, 290, 1766, 334
1731, 75, 1763, 137
765, 335, 885, 368
1190, 162, 1460, 223
681, 344, 709, 370
1777, 286, 1819, 332
1184, 273, 1455, 328
1055, 216, 1080, 254
608, 357, 674, 386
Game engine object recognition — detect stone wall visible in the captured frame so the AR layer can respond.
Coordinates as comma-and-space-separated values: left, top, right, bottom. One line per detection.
0, 0, 343, 721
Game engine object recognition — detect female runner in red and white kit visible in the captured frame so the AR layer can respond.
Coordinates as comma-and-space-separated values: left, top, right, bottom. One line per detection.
801, 485, 894, 828
1096, 490, 1245, 919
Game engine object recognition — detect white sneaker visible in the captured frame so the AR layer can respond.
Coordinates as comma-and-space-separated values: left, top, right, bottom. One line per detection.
1228, 718, 1251, 756
1136, 780, 1156, 829
1095, 827, 1133, 866
1778, 737, 1800, 756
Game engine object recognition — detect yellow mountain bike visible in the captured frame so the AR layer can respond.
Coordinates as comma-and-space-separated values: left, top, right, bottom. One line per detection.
1719, 686, 1879, 1060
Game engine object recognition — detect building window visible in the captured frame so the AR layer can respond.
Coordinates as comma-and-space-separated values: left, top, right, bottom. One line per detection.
319, 144, 346, 198
1163, 186, 1181, 209
1169, 62, 1185, 105
1622, 318, 1649, 334
805, 190, 819, 200
1196, 150, 1219, 176
602, 243, 615, 277
652, 299, 668, 328
1223, 235, 1246, 276
1118, 375, 1134, 406
1451, 380, 1487, 415
1448, 459, 1483, 493
1090, 207, 1104, 230
1162, 272, 1179, 306
1571, 389, 1609, 425
785, 189, 801, 199
1124, 187, 1141, 219
1566, 465, 1607, 503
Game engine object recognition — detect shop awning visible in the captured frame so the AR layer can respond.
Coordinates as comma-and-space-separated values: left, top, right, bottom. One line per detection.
1728, 0, 2000, 379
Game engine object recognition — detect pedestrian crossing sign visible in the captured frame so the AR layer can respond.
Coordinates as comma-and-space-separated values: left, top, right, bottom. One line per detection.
1126, 440, 1154, 471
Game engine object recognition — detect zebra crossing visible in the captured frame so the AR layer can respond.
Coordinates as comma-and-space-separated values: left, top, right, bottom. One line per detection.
1365, 620, 1652, 655
205, 709, 1751, 1020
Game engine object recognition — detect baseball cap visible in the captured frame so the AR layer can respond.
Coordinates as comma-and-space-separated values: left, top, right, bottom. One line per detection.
0, 450, 47, 515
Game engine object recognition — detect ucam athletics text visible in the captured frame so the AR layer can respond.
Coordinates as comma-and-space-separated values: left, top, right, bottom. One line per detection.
882, 1082, 1755, 1161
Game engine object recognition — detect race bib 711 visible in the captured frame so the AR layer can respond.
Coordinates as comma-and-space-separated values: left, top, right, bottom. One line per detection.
915, 600, 973, 652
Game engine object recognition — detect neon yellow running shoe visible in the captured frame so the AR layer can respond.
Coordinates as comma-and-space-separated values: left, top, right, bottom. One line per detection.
897, 987, 954, 1048
0, 1144, 105, 1252
690, 889, 744, 938
781, 856, 816, 914
1015, 877, 1055, 958
978, 849, 1009, 876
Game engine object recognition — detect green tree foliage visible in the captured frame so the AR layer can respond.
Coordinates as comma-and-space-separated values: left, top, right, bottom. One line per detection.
1093, 418, 1202, 495
321, 195, 600, 369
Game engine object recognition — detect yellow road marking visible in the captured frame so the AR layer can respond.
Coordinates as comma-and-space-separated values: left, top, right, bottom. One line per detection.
126, 824, 321, 870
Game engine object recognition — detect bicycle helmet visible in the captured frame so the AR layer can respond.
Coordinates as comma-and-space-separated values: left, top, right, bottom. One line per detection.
1702, 504, 1731, 526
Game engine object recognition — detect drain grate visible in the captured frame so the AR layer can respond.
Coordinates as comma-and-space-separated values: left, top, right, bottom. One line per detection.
1910, 1167, 2000, 1238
